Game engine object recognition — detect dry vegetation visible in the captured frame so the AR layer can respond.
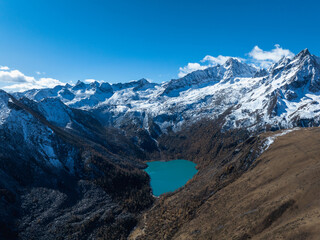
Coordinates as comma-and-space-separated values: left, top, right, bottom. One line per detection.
130, 127, 320, 240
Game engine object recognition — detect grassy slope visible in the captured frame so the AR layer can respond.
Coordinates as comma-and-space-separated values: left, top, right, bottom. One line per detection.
131, 128, 320, 240
174, 128, 320, 239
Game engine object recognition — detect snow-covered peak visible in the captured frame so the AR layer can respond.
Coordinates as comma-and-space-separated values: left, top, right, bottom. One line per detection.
12, 48, 320, 135
266, 48, 320, 93
162, 59, 257, 96
75, 80, 83, 85
294, 48, 311, 59
222, 57, 257, 79
0, 90, 11, 125
269, 56, 291, 73
72, 80, 88, 91
99, 82, 113, 93
90, 81, 100, 89
0, 89, 9, 101
111, 78, 154, 91
161, 66, 225, 96
136, 78, 149, 85
58, 88, 75, 101
37, 97, 71, 127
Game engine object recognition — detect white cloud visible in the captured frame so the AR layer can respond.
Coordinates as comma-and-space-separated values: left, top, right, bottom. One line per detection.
37, 78, 64, 88
178, 44, 295, 77
0, 70, 35, 83
178, 55, 241, 78
0, 68, 64, 92
248, 44, 294, 68
84, 78, 100, 83
2, 77, 64, 92
201, 55, 243, 65
178, 63, 207, 78
0, 66, 9, 70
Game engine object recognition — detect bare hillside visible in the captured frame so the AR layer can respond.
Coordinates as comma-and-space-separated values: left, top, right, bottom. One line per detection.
131, 128, 320, 240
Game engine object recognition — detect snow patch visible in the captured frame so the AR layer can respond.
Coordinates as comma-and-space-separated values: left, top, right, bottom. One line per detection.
263, 128, 300, 151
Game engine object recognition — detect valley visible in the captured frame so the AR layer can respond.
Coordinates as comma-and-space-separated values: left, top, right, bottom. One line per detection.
0, 49, 320, 239
131, 128, 320, 239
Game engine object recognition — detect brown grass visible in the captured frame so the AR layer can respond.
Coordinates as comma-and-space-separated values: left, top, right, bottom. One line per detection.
131, 128, 320, 240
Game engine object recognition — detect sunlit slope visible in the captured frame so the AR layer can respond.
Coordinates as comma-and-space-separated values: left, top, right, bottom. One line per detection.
174, 128, 320, 239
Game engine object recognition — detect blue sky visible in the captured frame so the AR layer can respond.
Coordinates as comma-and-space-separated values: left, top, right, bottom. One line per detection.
0, 0, 319, 91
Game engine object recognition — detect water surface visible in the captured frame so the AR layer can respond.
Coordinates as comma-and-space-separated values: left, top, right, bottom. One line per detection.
145, 159, 198, 196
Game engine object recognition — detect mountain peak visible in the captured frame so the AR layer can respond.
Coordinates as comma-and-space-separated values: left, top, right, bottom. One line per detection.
99, 82, 113, 92
72, 80, 87, 91
0, 89, 8, 95
223, 58, 245, 70
295, 48, 311, 59
75, 80, 83, 85
0, 89, 9, 103
137, 78, 149, 84
129, 78, 150, 85
301, 48, 310, 55
90, 81, 100, 88
223, 58, 257, 79
224, 57, 240, 65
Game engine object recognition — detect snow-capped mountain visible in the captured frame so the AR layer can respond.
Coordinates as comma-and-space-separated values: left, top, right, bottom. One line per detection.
14, 49, 320, 136
0, 90, 152, 239
0, 90, 78, 173
161, 58, 257, 97
2, 48, 320, 239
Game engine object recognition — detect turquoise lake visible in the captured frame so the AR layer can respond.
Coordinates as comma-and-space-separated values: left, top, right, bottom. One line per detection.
145, 159, 198, 196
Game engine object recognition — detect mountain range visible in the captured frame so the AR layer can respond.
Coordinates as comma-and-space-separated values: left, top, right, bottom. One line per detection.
1, 48, 320, 239
16, 49, 320, 135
